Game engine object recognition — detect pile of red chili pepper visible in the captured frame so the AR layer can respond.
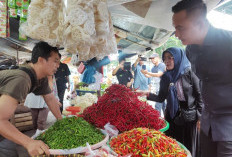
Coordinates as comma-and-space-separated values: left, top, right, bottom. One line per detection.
110, 128, 187, 157
81, 84, 165, 132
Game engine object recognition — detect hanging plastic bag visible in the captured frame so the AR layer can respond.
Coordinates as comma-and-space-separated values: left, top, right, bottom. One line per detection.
101, 122, 119, 138
85, 143, 118, 157
77, 62, 85, 74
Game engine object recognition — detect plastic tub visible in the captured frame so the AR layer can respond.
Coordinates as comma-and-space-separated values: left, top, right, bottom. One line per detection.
159, 119, 169, 132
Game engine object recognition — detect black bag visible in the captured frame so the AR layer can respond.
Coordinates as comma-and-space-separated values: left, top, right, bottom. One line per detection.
174, 108, 197, 125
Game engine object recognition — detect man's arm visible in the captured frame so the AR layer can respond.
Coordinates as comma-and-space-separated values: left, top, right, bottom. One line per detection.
0, 95, 50, 156
133, 57, 140, 69
141, 70, 164, 77
43, 93, 62, 120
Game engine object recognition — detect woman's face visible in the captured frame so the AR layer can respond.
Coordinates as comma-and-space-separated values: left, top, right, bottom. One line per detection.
163, 52, 174, 70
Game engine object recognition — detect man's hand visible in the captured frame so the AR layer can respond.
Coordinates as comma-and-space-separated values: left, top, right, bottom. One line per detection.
57, 101, 62, 107
141, 69, 148, 74
197, 120, 201, 131
25, 139, 50, 156
67, 84, 70, 92
136, 57, 141, 62
127, 82, 132, 88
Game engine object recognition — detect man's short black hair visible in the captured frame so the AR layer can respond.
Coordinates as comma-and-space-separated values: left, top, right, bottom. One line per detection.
31, 41, 59, 64
119, 58, 125, 63
172, 0, 207, 18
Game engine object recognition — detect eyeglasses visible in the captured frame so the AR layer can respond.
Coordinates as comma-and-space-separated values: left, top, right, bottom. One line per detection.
163, 56, 174, 61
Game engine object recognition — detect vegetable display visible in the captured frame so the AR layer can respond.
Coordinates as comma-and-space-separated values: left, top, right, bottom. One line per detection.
82, 84, 165, 132
35, 117, 105, 149
110, 128, 187, 157
75, 93, 98, 113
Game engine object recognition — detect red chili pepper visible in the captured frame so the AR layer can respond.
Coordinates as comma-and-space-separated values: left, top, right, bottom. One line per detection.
110, 128, 187, 157
82, 84, 165, 132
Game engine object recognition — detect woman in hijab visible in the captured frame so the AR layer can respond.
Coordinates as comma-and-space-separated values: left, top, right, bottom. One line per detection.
145, 47, 203, 156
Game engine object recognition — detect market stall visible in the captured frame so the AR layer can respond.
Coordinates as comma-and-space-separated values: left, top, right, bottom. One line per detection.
0, 0, 225, 156
31, 84, 192, 157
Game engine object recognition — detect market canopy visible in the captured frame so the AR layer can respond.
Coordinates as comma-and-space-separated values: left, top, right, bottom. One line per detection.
0, 0, 229, 61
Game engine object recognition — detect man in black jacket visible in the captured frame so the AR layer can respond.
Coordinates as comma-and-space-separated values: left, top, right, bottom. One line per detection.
172, 0, 232, 156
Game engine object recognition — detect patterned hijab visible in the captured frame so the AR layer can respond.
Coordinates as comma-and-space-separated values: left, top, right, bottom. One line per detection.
162, 47, 191, 119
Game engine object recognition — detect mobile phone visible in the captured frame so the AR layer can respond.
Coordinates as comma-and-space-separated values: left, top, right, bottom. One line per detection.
142, 65, 146, 70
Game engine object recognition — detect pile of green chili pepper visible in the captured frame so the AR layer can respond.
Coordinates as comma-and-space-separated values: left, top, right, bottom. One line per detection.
110, 128, 187, 157
35, 117, 105, 149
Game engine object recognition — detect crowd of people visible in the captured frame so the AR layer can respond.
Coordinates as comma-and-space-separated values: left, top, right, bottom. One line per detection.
0, 0, 232, 157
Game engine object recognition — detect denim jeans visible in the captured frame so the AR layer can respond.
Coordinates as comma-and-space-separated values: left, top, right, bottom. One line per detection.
155, 101, 166, 115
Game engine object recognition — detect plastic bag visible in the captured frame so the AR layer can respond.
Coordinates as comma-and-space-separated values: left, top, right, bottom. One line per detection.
101, 123, 119, 137
85, 143, 117, 157
33, 125, 109, 155
31, 129, 45, 139
77, 62, 85, 74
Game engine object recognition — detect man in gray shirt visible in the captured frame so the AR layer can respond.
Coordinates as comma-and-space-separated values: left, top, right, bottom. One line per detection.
172, 0, 232, 157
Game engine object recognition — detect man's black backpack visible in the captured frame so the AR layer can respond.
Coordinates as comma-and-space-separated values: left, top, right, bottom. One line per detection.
0, 65, 36, 93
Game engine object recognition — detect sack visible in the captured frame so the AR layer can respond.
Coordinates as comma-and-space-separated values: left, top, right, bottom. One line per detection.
77, 62, 85, 74
174, 109, 197, 125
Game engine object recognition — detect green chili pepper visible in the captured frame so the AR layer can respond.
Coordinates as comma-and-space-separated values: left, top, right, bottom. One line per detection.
36, 117, 104, 149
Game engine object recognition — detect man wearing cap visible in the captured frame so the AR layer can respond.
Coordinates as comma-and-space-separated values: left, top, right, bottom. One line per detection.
132, 56, 151, 91
141, 53, 166, 114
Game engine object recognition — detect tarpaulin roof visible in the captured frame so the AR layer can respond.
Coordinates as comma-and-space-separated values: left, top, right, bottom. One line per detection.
0, 0, 228, 59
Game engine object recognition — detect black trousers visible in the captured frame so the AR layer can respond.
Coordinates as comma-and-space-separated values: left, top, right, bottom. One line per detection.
165, 111, 200, 157
57, 87, 66, 113
201, 129, 232, 157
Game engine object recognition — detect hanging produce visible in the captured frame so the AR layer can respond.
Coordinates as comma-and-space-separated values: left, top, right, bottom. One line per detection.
0, 0, 10, 37
20, 0, 62, 45
82, 84, 165, 132
62, 0, 117, 61
35, 117, 105, 149
21, 0, 117, 61
110, 128, 187, 157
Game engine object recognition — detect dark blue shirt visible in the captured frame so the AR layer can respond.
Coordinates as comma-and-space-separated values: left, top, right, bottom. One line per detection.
186, 25, 232, 141
55, 63, 71, 89
116, 68, 133, 87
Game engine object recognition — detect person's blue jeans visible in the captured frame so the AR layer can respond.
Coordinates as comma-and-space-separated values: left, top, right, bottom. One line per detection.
155, 101, 166, 115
